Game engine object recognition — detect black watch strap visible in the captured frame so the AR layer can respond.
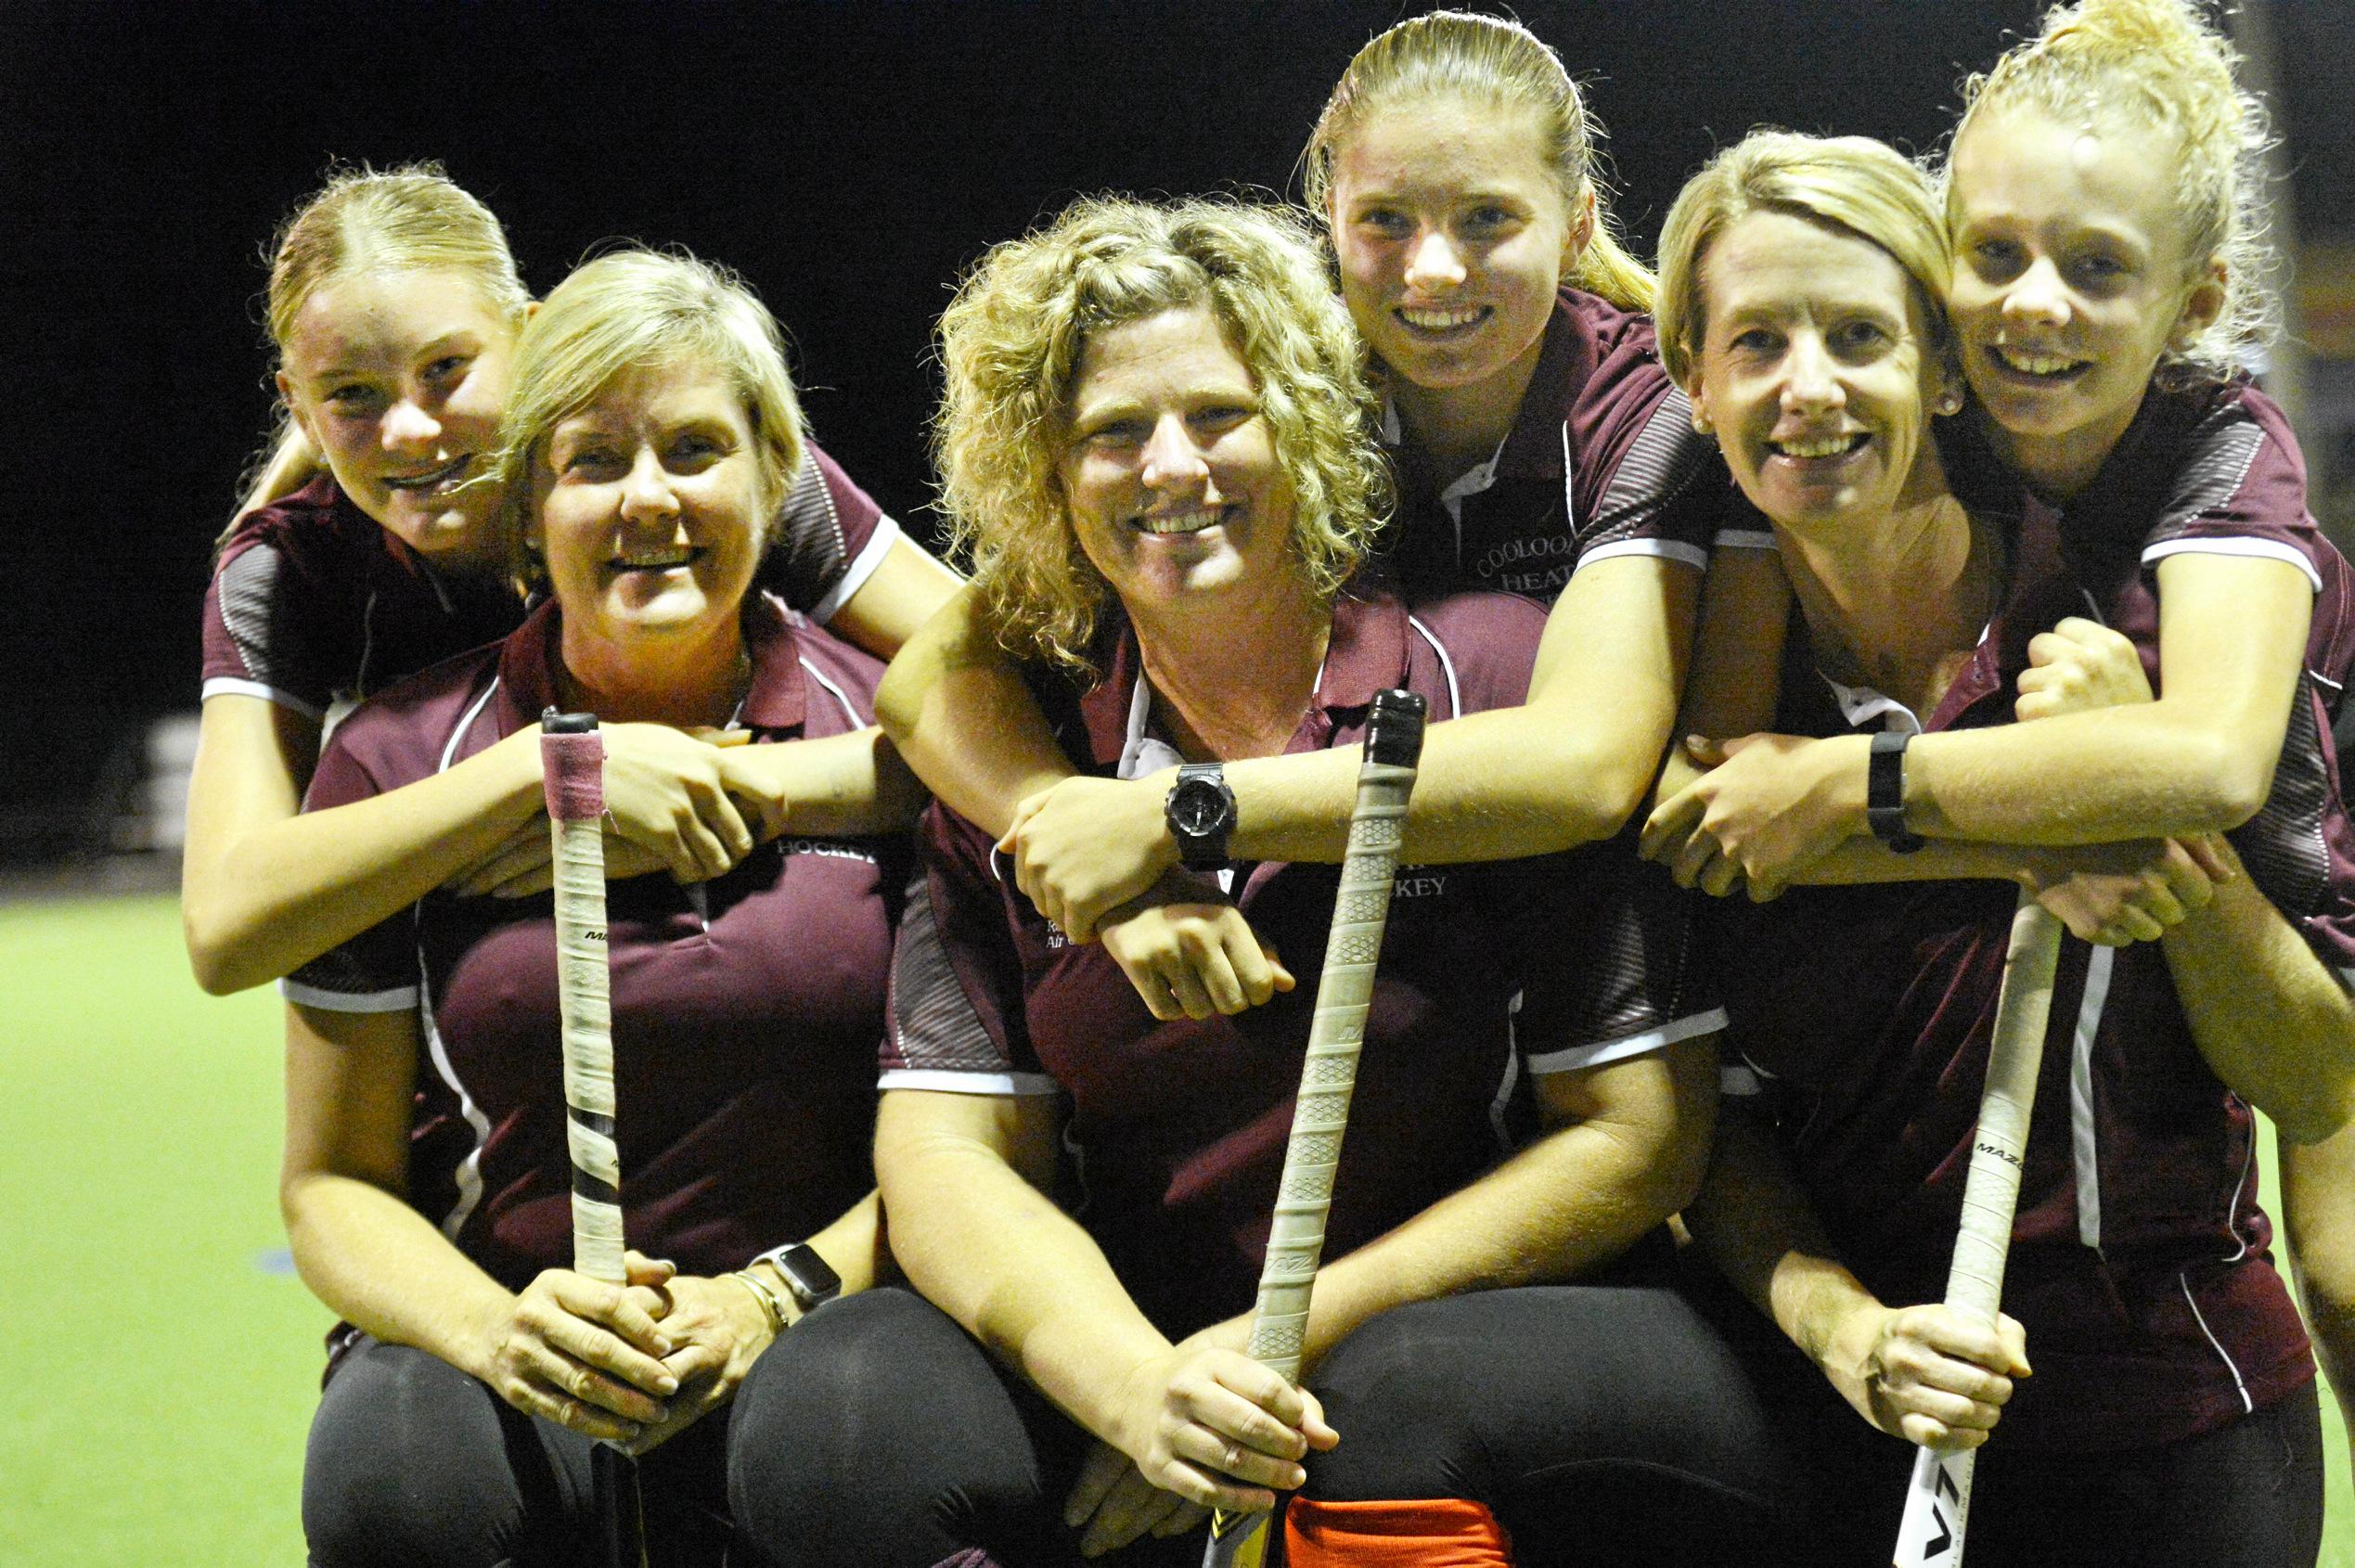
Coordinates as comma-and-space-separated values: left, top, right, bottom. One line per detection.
752, 1242, 843, 1313
1867, 729, 1926, 854
1165, 762, 1236, 872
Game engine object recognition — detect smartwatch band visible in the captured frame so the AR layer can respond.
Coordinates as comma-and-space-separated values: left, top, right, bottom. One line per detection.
750, 1241, 843, 1315
1868, 729, 1926, 854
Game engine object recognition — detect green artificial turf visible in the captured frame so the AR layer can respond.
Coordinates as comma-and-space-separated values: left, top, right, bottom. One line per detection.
4, 891, 2349, 1563
3, 893, 328, 1567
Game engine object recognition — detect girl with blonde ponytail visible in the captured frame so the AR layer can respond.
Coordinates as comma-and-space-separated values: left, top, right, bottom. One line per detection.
877, 9, 1777, 1029
1956, 0, 2355, 1466
187, 167, 958, 996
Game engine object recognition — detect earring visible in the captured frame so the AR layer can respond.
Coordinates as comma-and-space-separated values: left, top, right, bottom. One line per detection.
1936, 391, 1962, 416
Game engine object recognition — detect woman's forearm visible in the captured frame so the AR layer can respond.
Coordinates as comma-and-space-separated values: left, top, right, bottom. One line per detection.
2161, 846, 2355, 1143
2282, 1129, 2355, 1433
721, 728, 929, 840
1302, 1039, 1715, 1368
874, 588, 1075, 838
282, 1167, 516, 1379
184, 698, 544, 994
1683, 1107, 1876, 1362
874, 1092, 1169, 1442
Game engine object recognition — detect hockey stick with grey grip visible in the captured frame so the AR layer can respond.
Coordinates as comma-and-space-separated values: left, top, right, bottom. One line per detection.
541, 710, 650, 1568
1203, 688, 1428, 1568
1891, 893, 2063, 1568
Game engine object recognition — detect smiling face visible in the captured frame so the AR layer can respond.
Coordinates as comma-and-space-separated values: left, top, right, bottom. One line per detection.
1688, 209, 1957, 533
1057, 304, 1297, 619
1947, 107, 2223, 494
277, 268, 518, 564
530, 359, 766, 673
1327, 99, 1582, 412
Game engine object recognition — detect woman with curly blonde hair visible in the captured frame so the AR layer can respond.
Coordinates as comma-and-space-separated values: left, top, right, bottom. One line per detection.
730, 195, 1781, 1568
874, 10, 1777, 1027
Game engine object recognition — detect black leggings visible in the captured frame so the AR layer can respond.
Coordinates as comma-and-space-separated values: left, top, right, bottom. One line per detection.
729, 1283, 1799, 1568
1784, 1376, 2323, 1568
302, 1337, 735, 1568
1680, 1266, 2327, 1568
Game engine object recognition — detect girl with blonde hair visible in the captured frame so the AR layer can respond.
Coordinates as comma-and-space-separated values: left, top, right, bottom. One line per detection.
186, 165, 959, 996
282, 249, 917, 1564
872, 9, 1779, 1022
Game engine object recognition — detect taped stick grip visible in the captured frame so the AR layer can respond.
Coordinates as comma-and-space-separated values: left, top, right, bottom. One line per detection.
1892, 894, 2062, 1568
541, 708, 624, 1288
1207, 693, 1426, 1568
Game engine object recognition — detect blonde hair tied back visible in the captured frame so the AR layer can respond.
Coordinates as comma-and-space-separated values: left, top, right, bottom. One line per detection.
933, 196, 1389, 677
1951, 0, 2277, 383
1302, 8, 1654, 314
493, 249, 807, 594
230, 163, 530, 533
1655, 131, 1953, 390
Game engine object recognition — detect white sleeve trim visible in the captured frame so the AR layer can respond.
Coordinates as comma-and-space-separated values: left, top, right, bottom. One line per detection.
1574, 537, 1708, 573
202, 676, 327, 721
1524, 1005, 1728, 1076
809, 514, 906, 625
1712, 529, 1778, 552
280, 979, 418, 1013
878, 1067, 1062, 1097
2142, 535, 2323, 595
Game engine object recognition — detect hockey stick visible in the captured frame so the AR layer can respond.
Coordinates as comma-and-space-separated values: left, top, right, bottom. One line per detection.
1891, 893, 2064, 1568
1203, 688, 1429, 1568
541, 710, 650, 1568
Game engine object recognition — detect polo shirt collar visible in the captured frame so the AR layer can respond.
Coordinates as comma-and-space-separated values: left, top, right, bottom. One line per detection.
1076, 588, 1411, 774
493, 593, 808, 734
1377, 288, 1583, 496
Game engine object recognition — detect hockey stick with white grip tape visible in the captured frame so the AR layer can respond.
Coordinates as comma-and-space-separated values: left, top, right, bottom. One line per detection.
542, 710, 650, 1568
1891, 893, 2063, 1568
1203, 688, 1428, 1568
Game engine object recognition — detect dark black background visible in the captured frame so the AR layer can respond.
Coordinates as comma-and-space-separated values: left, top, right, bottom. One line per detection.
6, 1, 2349, 855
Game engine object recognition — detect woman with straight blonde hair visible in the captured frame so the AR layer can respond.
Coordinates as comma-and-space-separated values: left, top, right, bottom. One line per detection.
1647, 126, 2339, 1567
186, 165, 959, 997
870, 9, 1782, 1024
1641, 0, 2355, 1457
282, 249, 917, 1565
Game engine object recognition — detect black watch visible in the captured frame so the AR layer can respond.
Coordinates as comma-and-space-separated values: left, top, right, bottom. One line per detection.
751, 1242, 843, 1314
1164, 763, 1237, 872
1867, 729, 1926, 854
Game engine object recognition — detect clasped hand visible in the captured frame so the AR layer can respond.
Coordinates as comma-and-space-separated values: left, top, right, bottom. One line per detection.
1821, 1299, 2031, 1452
1064, 1330, 1336, 1559
473, 1251, 776, 1455
454, 725, 765, 897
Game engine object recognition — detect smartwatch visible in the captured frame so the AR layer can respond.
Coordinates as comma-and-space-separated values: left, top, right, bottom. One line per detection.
749, 1241, 843, 1315
1867, 729, 1926, 854
1164, 763, 1237, 872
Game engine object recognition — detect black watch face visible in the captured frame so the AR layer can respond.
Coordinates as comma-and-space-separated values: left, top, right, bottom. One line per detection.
1170, 784, 1225, 834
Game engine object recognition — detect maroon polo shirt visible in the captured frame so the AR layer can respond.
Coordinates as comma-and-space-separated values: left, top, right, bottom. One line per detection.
202, 440, 898, 718
1377, 288, 1754, 604
285, 593, 900, 1288
882, 586, 1725, 1337
1716, 395, 2355, 1448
